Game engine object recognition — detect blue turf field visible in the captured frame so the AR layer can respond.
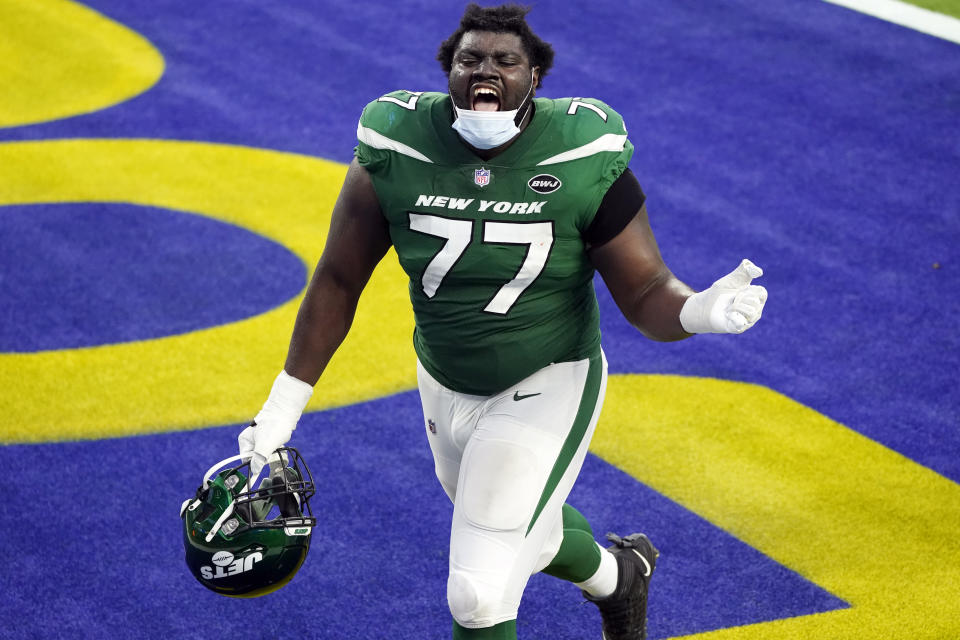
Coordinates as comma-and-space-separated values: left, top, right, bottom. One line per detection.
0, 1, 958, 638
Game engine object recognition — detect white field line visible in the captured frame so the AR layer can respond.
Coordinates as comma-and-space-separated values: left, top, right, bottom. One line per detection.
823, 0, 960, 44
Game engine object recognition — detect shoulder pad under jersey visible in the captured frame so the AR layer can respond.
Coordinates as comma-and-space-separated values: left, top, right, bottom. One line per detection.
356, 90, 446, 164
533, 97, 631, 168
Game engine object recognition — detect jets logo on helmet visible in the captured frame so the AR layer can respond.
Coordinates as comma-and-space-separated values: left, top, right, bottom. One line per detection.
180, 447, 316, 598
200, 551, 263, 580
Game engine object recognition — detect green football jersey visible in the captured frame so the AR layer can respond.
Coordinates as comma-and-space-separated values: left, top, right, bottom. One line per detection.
355, 91, 633, 395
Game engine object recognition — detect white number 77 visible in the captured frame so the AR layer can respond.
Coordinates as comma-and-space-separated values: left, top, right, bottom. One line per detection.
408, 214, 554, 315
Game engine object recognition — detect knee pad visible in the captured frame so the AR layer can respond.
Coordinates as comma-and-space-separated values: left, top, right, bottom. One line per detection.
447, 570, 480, 624
447, 569, 520, 628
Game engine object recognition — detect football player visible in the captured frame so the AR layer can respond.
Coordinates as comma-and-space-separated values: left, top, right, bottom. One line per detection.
239, 4, 767, 639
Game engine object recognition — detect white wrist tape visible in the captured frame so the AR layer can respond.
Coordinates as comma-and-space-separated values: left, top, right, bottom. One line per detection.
258, 370, 314, 424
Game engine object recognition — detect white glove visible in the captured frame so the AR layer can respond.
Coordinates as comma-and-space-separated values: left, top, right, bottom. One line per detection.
679, 259, 768, 334
238, 370, 313, 482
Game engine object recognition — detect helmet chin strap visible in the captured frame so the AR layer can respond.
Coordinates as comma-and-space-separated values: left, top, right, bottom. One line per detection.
202, 450, 288, 493
203, 454, 246, 489
205, 501, 236, 543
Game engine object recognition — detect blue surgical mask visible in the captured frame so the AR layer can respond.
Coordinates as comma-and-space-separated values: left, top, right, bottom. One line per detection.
451, 71, 535, 150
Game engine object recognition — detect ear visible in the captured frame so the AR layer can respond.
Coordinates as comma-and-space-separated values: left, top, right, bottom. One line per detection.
532, 66, 541, 90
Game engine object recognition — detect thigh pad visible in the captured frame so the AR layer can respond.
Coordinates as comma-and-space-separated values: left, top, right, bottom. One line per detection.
459, 437, 541, 532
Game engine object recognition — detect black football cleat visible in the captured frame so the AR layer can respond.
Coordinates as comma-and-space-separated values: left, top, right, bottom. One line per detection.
584, 532, 659, 640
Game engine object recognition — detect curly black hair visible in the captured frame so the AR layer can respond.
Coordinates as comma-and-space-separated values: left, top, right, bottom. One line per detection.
436, 3, 555, 89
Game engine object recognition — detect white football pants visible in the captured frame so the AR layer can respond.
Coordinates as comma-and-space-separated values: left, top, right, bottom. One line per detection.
416, 351, 608, 629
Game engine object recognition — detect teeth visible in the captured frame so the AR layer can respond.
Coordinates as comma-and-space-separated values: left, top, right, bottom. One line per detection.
474, 87, 497, 96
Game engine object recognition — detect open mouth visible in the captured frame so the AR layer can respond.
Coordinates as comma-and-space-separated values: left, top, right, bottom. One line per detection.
471, 86, 501, 111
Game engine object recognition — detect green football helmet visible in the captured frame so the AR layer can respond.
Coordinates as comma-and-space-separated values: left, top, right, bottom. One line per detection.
180, 447, 316, 598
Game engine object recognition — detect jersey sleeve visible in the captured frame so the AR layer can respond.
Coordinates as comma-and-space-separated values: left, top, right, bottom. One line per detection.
541, 98, 635, 233
353, 96, 391, 174
354, 90, 438, 174
581, 98, 634, 225
581, 98, 633, 190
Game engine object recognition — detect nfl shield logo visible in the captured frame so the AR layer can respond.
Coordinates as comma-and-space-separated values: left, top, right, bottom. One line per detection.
474, 168, 491, 187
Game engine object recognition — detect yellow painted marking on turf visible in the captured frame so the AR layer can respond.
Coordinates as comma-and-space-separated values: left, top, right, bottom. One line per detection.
0, 0, 164, 128
0, 140, 415, 443
594, 375, 960, 640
